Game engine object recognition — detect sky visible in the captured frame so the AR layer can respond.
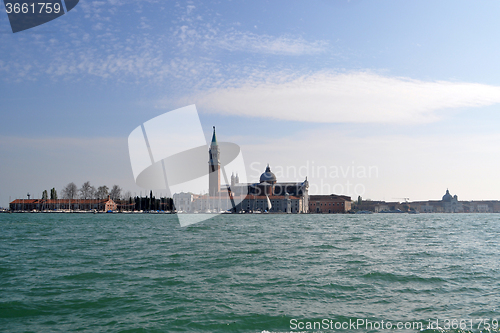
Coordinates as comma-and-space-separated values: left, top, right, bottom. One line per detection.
1, 0, 500, 207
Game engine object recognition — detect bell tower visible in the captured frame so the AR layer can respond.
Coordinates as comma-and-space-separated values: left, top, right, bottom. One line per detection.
208, 126, 220, 196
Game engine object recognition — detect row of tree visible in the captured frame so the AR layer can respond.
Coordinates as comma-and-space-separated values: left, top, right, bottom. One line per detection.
40, 183, 177, 211
37, 185, 174, 211
45, 182, 132, 201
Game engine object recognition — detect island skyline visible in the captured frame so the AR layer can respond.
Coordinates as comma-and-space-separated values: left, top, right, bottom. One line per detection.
1, 1, 500, 208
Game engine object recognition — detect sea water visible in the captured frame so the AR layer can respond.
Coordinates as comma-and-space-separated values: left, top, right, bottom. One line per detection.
1, 213, 500, 332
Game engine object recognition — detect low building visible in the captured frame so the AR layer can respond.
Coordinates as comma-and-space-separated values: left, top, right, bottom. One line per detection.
9, 196, 117, 212
466, 201, 500, 213
357, 200, 398, 213
403, 191, 500, 213
309, 194, 352, 213
173, 192, 199, 212
476, 204, 490, 213
409, 200, 443, 213
240, 193, 306, 213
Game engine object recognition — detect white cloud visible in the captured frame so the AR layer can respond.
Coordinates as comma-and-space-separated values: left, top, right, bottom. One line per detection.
185, 71, 500, 123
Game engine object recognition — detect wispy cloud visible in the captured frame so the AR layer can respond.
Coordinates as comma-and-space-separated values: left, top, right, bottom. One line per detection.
181, 71, 500, 124
173, 22, 328, 56
172, 2, 328, 56
210, 31, 328, 55
0, 1, 328, 83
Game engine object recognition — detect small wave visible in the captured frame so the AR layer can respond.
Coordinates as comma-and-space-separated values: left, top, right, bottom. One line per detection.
362, 271, 446, 284
62, 271, 123, 280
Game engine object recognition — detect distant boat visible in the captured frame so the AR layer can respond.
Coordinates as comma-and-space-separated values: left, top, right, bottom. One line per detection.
379, 209, 404, 213
356, 210, 373, 214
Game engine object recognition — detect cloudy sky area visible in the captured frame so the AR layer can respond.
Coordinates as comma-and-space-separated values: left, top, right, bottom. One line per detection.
1, 0, 500, 206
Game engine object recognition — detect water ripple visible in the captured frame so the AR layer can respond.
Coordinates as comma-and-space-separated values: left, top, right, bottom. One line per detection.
1, 213, 500, 332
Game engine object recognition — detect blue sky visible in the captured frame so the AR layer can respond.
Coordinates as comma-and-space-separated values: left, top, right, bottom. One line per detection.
1, 0, 500, 206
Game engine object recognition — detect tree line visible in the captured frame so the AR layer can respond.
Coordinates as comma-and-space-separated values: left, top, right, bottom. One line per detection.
133, 191, 174, 211
40, 183, 174, 211
41, 181, 131, 201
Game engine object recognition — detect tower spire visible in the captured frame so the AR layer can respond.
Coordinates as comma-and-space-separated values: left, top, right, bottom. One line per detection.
209, 125, 220, 196
211, 126, 217, 145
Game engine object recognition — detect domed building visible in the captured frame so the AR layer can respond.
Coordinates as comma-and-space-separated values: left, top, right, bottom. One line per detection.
441, 189, 462, 213
179, 127, 310, 214
228, 164, 309, 213
442, 189, 453, 202
259, 165, 277, 184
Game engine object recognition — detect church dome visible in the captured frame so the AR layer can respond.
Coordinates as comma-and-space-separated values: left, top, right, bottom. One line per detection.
260, 165, 277, 184
442, 189, 452, 202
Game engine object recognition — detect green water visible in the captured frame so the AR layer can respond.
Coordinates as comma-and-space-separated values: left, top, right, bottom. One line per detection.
1, 213, 500, 332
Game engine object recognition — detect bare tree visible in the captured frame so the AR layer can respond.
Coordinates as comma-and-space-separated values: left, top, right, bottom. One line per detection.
79, 181, 95, 199
122, 191, 132, 200
96, 185, 109, 199
109, 185, 122, 201
62, 182, 78, 199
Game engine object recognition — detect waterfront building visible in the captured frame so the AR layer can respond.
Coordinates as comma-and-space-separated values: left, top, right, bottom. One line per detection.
404, 200, 441, 213
391, 190, 500, 213
309, 194, 352, 213
462, 200, 500, 213
361, 200, 398, 213
9, 196, 118, 212
420, 201, 441, 213
475, 203, 490, 213
442, 189, 463, 213
173, 192, 198, 212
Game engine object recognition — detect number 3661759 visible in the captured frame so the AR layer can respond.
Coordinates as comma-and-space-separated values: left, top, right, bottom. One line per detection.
5, 3, 62, 14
